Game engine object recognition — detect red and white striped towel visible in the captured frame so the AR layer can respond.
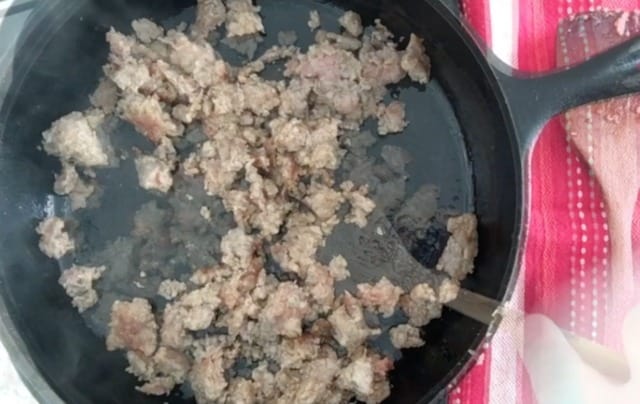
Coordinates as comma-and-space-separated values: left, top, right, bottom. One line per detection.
451, 1, 640, 403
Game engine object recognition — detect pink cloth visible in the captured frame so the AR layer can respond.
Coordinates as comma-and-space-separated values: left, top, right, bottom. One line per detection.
450, 1, 640, 403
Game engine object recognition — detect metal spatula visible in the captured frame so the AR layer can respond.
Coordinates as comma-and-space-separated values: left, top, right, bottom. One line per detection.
324, 210, 630, 382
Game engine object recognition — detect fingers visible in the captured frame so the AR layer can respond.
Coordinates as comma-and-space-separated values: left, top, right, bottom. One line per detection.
523, 314, 587, 404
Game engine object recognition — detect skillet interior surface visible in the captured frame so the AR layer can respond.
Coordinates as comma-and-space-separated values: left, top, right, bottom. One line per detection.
0, 0, 521, 403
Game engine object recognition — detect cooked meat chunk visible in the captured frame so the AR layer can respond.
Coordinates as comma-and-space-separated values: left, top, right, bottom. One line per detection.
411, 283, 437, 302
192, 0, 226, 40
308, 10, 321, 31
198, 136, 252, 196
42, 111, 110, 167
132, 18, 164, 44
356, 277, 404, 317
136, 377, 176, 396
164, 31, 229, 87
328, 255, 350, 281
220, 227, 257, 269
173, 103, 201, 124
120, 94, 183, 143
68, 180, 95, 211
270, 117, 311, 152
221, 296, 261, 336
36, 217, 74, 259
436, 214, 479, 280
108, 60, 151, 93
107, 298, 158, 356
221, 29, 264, 59
287, 357, 342, 403
316, 30, 362, 51
199, 206, 212, 221
160, 302, 192, 350
180, 283, 222, 331
58, 265, 106, 312
377, 101, 408, 135
208, 83, 244, 115
90, 79, 119, 113
106, 28, 136, 63
126, 347, 191, 395
363, 378, 391, 404
401, 34, 431, 84
157, 279, 187, 300
278, 78, 312, 116
400, 283, 441, 327
53, 163, 95, 210
53, 163, 79, 195
306, 264, 335, 313
360, 44, 406, 87
329, 293, 380, 351
296, 118, 342, 170
337, 356, 374, 397
225, 0, 264, 37
153, 60, 201, 101
341, 353, 393, 404
242, 76, 281, 116
271, 214, 324, 276
251, 363, 277, 400
160, 283, 222, 348
438, 278, 460, 304
153, 137, 178, 163
341, 181, 376, 228
190, 346, 228, 402
338, 11, 363, 37
154, 347, 190, 382
304, 181, 344, 224
288, 42, 361, 83
135, 155, 174, 193
259, 282, 311, 338
272, 335, 322, 369
389, 324, 424, 349
226, 378, 256, 403
125, 350, 155, 381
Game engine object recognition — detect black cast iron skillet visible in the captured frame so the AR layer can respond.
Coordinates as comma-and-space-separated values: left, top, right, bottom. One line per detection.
1, 0, 640, 403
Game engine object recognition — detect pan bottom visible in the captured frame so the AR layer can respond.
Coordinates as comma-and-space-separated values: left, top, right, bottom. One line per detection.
0, 1, 522, 404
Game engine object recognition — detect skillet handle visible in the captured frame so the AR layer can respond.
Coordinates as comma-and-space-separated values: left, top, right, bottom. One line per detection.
490, 37, 640, 151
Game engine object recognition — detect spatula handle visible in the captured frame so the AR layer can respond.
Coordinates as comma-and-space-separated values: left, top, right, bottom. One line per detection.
608, 204, 636, 296
445, 288, 501, 325
562, 331, 631, 382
